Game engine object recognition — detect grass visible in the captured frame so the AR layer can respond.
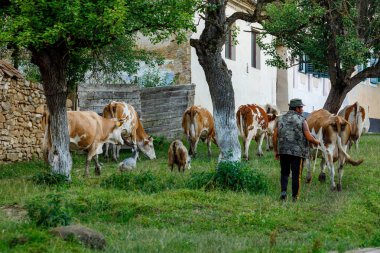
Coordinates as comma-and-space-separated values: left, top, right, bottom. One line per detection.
0, 135, 379, 252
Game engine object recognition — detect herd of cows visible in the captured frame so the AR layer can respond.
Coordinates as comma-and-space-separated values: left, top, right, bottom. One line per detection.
42, 101, 369, 191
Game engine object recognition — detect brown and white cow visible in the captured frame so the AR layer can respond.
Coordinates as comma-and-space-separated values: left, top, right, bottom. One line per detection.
43, 111, 124, 176
263, 104, 280, 151
306, 109, 363, 191
102, 101, 156, 160
338, 102, 367, 150
236, 104, 269, 160
182, 105, 217, 157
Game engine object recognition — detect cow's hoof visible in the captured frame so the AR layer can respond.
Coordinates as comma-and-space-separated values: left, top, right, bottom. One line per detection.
256, 153, 263, 157
330, 185, 336, 191
306, 177, 312, 184
337, 183, 342, 192
318, 173, 326, 182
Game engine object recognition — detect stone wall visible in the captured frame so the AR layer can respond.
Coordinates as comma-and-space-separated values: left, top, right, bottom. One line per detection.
0, 61, 46, 163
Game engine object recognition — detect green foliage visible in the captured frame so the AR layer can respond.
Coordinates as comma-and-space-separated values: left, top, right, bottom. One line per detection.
136, 68, 176, 88
214, 162, 268, 193
0, 0, 199, 89
32, 172, 69, 186
26, 194, 72, 228
260, 0, 379, 73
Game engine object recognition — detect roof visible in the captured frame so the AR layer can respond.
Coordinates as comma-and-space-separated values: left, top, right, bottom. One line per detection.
0, 60, 24, 80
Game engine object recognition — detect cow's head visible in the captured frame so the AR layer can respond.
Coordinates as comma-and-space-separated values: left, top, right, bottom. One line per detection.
107, 121, 124, 145
138, 136, 156, 159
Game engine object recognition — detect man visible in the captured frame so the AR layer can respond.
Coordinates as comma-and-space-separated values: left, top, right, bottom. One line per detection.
273, 99, 320, 202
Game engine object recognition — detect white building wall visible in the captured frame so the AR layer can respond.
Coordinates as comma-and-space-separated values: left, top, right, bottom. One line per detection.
191, 7, 277, 114
288, 66, 330, 113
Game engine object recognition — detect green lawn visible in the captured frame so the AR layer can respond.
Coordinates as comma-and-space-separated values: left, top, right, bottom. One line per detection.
0, 135, 379, 253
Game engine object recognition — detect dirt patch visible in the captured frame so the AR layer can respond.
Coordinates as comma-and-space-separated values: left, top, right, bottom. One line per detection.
0, 204, 28, 221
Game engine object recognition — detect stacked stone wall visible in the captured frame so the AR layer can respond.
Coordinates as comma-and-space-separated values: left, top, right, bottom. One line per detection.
0, 73, 46, 163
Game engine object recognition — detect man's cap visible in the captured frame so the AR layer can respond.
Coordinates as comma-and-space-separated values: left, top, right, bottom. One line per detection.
289, 98, 305, 107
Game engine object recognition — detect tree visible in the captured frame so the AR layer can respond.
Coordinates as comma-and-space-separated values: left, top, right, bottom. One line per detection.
259, 0, 380, 113
0, 0, 197, 178
190, 0, 275, 162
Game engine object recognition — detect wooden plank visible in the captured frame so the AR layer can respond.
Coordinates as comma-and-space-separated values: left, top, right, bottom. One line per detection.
141, 90, 194, 100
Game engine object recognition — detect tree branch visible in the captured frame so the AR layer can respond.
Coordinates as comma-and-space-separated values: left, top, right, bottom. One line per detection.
349, 63, 380, 88
225, 0, 275, 26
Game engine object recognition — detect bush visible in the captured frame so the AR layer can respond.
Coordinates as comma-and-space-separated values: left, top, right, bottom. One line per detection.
26, 194, 72, 228
32, 172, 69, 186
187, 162, 268, 194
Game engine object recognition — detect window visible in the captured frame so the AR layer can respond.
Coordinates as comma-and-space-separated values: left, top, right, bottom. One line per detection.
369, 58, 379, 85
225, 27, 236, 60
251, 31, 260, 69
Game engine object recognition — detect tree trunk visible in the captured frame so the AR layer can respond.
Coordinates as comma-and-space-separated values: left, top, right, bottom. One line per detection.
31, 45, 72, 179
195, 49, 241, 162
323, 82, 350, 114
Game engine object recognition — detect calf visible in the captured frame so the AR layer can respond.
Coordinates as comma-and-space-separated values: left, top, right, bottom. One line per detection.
263, 104, 280, 151
102, 101, 156, 160
338, 102, 367, 150
306, 109, 363, 191
168, 140, 191, 172
236, 104, 269, 160
182, 105, 217, 157
43, 111, 124, 176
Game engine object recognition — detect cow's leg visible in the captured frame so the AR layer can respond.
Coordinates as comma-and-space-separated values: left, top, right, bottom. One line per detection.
116, 145, 121, 161
337, 162, 344, 192
104, 143, 110, 160
265, 133, 270, 152
186, 135, 193, 155
355, 140, 359, 151
207, 137, 212, 157
327, 152, 336, 191
243, 131, 255, 160
94, 155, 102, 176
192, 138, 200, 158
305, 158, 312, 183
318, 158, 327, 182
110, 144, 116, 161
337, 146, 347, 192
256, 133, 265, 157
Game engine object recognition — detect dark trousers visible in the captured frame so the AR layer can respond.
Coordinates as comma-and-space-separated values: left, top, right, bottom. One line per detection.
280, 154, 304, 199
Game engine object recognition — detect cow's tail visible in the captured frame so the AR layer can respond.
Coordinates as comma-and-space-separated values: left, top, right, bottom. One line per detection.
190, 115, 196, 139
337, 135, 364, 166
239, 111, 245, 138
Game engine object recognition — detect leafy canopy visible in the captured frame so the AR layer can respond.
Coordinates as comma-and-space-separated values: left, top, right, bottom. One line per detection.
259, 0, 379, 72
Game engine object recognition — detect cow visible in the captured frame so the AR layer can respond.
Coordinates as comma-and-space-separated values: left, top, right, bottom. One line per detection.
338, 102, 367, 150
236, 104, 269, 160
168, 140, 191, 172
306, 109, 363, 191
43, 111, 124, 176
263, 104, 280, 151
102, 101, 156, 160
182, 105, 217, 157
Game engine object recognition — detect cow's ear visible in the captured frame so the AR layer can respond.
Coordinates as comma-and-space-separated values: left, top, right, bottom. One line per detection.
148, 136, 154, 141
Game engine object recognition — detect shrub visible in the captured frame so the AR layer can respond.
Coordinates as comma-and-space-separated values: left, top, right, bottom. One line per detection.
186, 162, 268, 194
26, 194, 72, 228
32, 172, 69, 186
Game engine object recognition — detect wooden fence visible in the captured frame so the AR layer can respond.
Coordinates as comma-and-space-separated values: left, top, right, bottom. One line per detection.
78, 84, 195, 139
